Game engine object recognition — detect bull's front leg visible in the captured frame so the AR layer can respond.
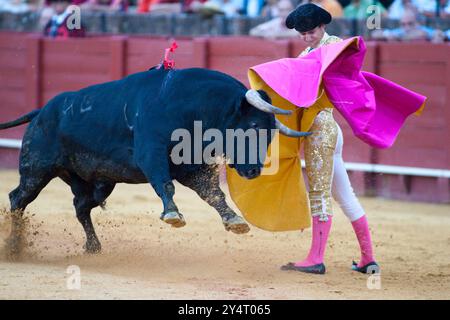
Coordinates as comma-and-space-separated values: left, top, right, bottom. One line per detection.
136, 147, 186, 228
176, 165, 250, 234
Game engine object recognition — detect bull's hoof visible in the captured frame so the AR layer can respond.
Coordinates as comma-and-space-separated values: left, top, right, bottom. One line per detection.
223, 216, 250, 234
84, 240, 102, 254
160, 211, 186, 228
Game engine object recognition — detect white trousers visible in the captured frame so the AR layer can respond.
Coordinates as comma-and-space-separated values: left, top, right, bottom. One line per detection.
331, 125, 365, 222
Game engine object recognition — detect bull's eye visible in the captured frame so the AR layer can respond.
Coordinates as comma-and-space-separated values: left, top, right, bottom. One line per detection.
250, 121, 259, 129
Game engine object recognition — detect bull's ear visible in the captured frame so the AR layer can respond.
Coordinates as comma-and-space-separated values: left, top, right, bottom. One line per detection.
231, 94, 250, 118
226, 96, 244, 123
238, 96, 251, 116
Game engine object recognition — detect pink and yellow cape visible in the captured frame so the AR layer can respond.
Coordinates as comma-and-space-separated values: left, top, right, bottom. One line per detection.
226, 36, 426, 232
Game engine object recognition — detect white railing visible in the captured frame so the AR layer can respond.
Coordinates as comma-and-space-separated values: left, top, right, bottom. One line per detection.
0, 138, 22, 149
300, 160, 450, 179
1, 139, 449, 178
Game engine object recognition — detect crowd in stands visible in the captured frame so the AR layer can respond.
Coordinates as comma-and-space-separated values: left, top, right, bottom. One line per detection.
249, 0, 449, 41
0, 0, 449, 41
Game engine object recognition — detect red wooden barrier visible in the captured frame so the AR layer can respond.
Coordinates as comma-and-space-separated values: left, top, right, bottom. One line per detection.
207, 36, 290, 87
40, 36, 124, 105
0, 32, 29, 134
289, 39, 308, 57
0, 32, 29, 168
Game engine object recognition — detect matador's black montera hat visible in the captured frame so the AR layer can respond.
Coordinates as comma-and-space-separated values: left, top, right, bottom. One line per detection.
285, 3, 332, 33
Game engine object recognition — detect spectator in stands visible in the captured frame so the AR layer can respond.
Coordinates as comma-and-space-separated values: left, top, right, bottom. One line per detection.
154, 0, 185, 13
341, 0, 394, 9
188, 0, 215, 16
137, 0, 157, 13
43, 0, 86, 37
189, 0, 240, 17
243, 0, 265, 17
416, 0, 450, 18
38, 1, 56, 30
392, 1, 450, 21
249, 0, 298, 38
432, 28, 448, 42
28, 0, 46, 10
371, 8, 445, 41
299, 0, 343, 17
261, 0, 280, 18
75, 0, 128, 12
137, 0, 242, 15
138, 0, 205, 14
0, 0, 31, 12
343, 0, 387, 19
137, 0, 150, 12
218, 0, 241, 17
387, 0, 419, 19
377, 0, 395, 9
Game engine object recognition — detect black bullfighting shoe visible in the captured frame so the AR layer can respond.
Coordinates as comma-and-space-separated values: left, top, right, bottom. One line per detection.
160, 211, 186, 228
351, 261, 380, 274
280, 262, 326, 275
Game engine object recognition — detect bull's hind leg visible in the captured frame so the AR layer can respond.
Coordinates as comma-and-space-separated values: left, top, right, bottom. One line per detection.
69, 175, 115, 254
9, 175, 52, 212
7, 173, 53, 254
176, 165, 250, 234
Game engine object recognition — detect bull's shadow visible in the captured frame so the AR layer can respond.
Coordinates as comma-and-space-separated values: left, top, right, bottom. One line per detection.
0, 67, 309, 254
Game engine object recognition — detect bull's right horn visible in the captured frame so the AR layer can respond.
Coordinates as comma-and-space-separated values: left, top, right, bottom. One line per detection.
245, 90, 292, 115
275, 118, 312, 138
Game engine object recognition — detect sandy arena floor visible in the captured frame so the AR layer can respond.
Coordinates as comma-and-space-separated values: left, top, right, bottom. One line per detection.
0, 170, 449, 299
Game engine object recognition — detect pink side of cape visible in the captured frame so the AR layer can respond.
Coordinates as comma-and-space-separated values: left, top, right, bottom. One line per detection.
250, 36, 427, 148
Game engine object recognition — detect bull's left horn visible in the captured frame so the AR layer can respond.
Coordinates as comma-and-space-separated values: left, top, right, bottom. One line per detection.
275, 118, 312, 138
245, 90, 292, 115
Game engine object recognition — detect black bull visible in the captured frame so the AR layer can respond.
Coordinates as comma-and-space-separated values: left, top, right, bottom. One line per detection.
0, 67, 309, 253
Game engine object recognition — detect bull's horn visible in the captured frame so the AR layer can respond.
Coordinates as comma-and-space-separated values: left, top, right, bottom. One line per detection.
245, 90, 292, 115
275, 118, 312, 138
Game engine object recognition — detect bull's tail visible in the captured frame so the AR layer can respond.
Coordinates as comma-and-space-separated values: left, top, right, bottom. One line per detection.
0, 109, 40, 130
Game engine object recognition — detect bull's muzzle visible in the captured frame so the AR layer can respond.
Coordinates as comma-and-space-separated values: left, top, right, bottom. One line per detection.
237, 167, 261, 180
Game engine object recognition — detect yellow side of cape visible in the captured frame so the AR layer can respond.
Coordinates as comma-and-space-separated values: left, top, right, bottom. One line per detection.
226, 69, 332, 231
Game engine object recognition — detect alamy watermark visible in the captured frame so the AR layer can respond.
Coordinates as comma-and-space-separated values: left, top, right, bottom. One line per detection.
66, 265, 81, 290
170, 121, 280, 175
366, 266, 382, 290
66, 5, 82, 31
367, 5, 383, 30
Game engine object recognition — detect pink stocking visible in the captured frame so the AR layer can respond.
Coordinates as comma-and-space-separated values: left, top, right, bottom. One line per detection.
351, 215, 375, 268
294, 216, 332, 267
